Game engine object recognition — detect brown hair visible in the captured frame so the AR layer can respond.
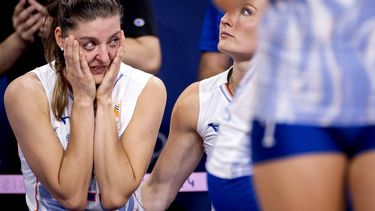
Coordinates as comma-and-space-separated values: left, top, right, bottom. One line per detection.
43, 0, 123, 120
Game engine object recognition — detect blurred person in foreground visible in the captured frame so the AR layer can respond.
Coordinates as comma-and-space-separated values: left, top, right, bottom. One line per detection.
207, 0, 375, 210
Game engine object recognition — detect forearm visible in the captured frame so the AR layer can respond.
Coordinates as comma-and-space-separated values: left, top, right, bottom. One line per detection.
142, 140, 204, 210
0, 33, 28, 74
142, 169, 185, 211
198, 52, 232, 80
122, 36, 161, 74
141, 179, 172, 211
57, 101, 94, 206
94, 99, 137, 208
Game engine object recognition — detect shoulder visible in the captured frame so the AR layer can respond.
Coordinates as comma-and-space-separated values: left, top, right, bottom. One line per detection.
199, 69, 229, 91
178, 82, 200, 104
5, 72, 44, 100
144, 75, 166, 95
171, 82, 200, 126
4, 71, 48, 115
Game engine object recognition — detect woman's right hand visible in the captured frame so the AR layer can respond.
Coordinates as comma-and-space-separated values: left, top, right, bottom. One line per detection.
63, 35, 96, 104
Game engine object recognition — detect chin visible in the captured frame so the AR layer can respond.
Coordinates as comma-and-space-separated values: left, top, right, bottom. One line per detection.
93, 75, 104, 85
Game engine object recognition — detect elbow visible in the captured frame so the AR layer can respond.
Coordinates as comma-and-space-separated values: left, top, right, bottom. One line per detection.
100, 192, 130, 210
144, 54, 161, 75
53, 188, 89, 210
59, 195, 88, 211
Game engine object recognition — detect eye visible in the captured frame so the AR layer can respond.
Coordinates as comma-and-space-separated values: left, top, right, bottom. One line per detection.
108, 37, 120, 47
241, 8, 254, 16
83, 41, 96, 50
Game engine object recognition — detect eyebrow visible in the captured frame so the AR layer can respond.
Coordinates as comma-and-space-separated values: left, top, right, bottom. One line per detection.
244, 2, 258, 11
78, 30, 122, 42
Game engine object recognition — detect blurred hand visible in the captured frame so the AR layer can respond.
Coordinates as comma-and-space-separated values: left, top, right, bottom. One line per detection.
213, 0, 241, 12
12, 0, 45, 44
38, 15, 51, 40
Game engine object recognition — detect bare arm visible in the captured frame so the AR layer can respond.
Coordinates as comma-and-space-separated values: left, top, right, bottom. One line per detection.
141, 82, 205, 211
0, 0, 44, 74
0, 33, 28, 74
94, 73, 166, 209
213, 0, 242, 11
198, 51, 232, 80
122, 35, 161, 75
4, 36, 97, 210
4, 73, 94, 210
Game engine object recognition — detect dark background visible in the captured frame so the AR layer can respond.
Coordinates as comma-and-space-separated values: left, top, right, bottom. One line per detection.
149, 0, 211, 209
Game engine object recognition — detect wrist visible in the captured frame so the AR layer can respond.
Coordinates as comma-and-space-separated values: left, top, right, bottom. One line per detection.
73, 97, 94, 107
10, 32, 29, 51
95, 97, 112, 107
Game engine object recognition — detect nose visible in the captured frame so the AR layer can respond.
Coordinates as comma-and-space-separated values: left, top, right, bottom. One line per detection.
95, 45, 110, 63
220, 12, 233, 27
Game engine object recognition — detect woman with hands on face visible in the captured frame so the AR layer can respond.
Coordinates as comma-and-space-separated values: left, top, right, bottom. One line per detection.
4, 0, 166, 210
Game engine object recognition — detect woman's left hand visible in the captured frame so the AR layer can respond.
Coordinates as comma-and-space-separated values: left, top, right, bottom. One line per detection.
96, 31, 125, 103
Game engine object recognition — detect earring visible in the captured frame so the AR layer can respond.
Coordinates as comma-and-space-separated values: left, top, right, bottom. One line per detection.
61, 47, 64, 51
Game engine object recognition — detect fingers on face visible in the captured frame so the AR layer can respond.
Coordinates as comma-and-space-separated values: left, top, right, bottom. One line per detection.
64, 36, 91, 78
79, 48, 91, 77
64, 36, 80, 72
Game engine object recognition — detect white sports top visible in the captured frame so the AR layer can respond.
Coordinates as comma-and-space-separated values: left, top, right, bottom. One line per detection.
206, 62, 258, 179
19, 62, 150, 210
252, 0, 375, 126
197, 69, 232, 156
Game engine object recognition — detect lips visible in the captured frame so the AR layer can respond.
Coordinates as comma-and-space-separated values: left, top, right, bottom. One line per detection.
90, 66, 108, 74
220, 31, 233, 38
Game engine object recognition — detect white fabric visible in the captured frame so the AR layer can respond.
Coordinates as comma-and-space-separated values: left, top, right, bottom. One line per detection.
20, 62, 150, 210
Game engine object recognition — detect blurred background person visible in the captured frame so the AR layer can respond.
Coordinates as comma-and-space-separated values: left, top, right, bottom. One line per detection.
198, 0, 231, 80
207, 0, 375, 210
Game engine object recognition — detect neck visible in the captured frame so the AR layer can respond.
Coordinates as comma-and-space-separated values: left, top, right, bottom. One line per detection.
229, 59, 252, 93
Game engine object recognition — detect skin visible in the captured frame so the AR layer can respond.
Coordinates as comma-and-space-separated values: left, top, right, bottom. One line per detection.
1, 0, 160, 75
122, 35, 161, 74
0, 0, 44, 73
213, 0, 243, 12
198, 51, 232, 80
140, 1, 266, 210
5, 15, 166, 210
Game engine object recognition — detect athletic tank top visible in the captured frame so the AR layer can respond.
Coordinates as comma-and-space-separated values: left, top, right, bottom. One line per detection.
253, 0, 375, 125
197, 69, 232, 155
19, 62, 151, 210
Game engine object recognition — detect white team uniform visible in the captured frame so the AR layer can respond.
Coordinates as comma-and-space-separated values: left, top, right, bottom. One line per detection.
253, 0, 375, 126
197, 69, 233, 156
206, 62, 258, 179
207, 0, 375, 177
19, 62, 150, 211
135, 68, 236, 210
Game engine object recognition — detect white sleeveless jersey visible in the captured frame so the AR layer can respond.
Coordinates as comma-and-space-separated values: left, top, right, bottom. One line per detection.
197, 69, 232, 156
206, 63, 258, 179
19, 62, 150, 211
252, 0, 375, 126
